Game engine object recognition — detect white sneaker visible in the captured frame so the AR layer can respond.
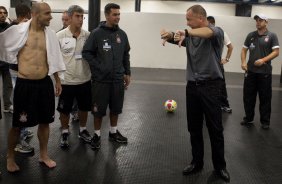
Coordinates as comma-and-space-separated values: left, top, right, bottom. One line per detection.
3, 105, 13, 113
22, 129, 34, 140
14, 140, 34, 153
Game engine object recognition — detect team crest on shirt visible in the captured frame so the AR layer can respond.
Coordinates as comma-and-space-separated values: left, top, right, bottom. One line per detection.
264, 36, 269, 42
103, 39, 111, 51
19, 112, 28, 123
250, 43, 255, 50
116, 34, 121, 43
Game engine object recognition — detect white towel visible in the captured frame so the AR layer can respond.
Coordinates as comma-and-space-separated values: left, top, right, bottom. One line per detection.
0, 19, 66, 77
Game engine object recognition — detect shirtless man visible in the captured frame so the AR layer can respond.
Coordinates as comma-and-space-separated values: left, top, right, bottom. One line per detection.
2, 3, 64, 172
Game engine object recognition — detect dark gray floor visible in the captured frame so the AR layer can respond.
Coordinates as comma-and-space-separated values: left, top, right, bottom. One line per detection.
1, 68, 282, 184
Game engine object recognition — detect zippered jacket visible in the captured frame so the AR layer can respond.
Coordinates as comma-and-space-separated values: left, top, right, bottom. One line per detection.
82, 21, 131, 82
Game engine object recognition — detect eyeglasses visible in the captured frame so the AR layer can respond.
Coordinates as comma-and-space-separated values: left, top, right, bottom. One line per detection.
0, 11, 8, 15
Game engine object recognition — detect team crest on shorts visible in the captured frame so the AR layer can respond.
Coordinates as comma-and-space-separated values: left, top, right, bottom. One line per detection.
19, 112, 28, 123
59, 101, 64, 109
93, 104, 98, 112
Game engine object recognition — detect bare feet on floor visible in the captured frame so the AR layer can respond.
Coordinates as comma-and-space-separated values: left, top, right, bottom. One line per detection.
39, 157, 56, 168
7, 158, 20, 172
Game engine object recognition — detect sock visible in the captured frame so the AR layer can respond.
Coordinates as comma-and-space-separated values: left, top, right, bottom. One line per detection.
110, 126, 117, 134
94, 130, 101, 137
80, 126, 86, 132
62, 129, 69, 134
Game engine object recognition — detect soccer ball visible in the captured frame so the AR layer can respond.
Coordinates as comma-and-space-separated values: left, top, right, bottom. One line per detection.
164, 99, 177, 112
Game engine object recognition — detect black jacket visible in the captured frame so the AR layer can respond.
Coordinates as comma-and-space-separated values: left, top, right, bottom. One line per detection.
0, 22, 10, 70
82, 21, 130, 82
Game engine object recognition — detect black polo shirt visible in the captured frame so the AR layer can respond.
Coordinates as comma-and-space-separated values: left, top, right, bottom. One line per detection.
243, 30, 279, 74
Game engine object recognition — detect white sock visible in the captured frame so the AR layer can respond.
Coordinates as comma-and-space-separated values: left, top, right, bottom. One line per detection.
94, 130, 101, 137
80, 126, 86, 132
62, 129, 69, 134
110, 126, 117, 134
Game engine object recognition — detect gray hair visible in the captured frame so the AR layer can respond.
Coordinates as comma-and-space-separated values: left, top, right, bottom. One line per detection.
67, 5, 84, 16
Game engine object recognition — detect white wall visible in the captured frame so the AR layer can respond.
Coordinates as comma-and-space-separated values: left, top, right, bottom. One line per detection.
5, 0, 282, 74
45, 0, 135, 12
48, 11, 282, 74
252, 5, 282, 19
1, 0, 10, 14
141, 1, 235, 15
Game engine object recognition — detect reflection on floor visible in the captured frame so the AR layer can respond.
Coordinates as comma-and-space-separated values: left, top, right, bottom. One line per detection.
1, 68, 282, 184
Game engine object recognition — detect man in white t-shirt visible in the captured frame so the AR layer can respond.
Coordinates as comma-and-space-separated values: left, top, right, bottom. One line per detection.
207, 16, 233, 113
56, 5, 92, 148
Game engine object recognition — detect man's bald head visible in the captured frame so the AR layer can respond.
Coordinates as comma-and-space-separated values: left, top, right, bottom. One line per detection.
31, 2, 52, 28
31, 2, 50, 14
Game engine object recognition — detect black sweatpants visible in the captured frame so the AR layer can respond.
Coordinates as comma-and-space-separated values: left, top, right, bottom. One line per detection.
243, 71, 272, 125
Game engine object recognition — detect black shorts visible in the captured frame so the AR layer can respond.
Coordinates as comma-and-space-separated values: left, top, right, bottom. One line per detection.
92, 81, 124, 117
57, 81, 92, 114
13, 76, 55, 128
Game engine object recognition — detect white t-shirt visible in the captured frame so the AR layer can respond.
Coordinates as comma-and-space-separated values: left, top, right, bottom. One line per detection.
57, 27, 91, 85
224, 31, 231, 46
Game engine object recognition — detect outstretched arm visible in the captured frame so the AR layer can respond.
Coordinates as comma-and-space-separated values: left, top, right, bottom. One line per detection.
160, 28, 174, 46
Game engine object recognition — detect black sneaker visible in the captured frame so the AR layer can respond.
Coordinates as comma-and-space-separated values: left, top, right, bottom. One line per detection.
60, 132, 70, 148
90, 134, 101, 150
240, 117, 253, 126
14, 140, 34, 153
78, 129, 92, 143
261, 124, 270, 130
71, 111, 79, 122
221, 106, 232, 113
109, 130, 128, 143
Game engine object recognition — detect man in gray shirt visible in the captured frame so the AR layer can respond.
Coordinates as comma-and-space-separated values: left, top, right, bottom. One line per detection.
161, 5, 230, 182
241, 14, 279, 129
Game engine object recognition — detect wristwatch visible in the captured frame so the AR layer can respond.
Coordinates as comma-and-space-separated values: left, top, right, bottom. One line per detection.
185, 29, 189, 37
225, 58, 230, 62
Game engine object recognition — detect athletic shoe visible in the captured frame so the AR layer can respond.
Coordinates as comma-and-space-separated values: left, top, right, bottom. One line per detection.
71, 111, 79, 121
22, 129, 34, 140
240, 119, 253, 126
78, 129, 92, 143
3, 105, 13, 113
109, 130, 128, 143
221, 106, 232, 113
60, 132, 70, 148
90, 134, 101, 150
14, 140, 34, 153
261, 124, 270, 130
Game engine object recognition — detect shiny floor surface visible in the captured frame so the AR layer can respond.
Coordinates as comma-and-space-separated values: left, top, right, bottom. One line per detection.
1, 68, 282, 184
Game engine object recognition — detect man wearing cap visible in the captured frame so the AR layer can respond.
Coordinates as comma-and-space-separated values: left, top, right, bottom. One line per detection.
241, 13, 279, 129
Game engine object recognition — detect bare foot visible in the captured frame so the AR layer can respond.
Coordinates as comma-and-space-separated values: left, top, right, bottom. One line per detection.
39, 157, 56, 168
7, 158, 20, 172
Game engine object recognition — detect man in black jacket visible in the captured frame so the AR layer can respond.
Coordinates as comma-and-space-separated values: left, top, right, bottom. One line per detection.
82, 3, 131, 150
0, 6, 13, 113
